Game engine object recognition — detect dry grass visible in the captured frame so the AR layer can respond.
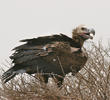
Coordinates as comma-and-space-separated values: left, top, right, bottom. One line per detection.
0, 41, 110, 100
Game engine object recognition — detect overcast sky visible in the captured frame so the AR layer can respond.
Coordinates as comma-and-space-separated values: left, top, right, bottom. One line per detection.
0, 0, 110, 65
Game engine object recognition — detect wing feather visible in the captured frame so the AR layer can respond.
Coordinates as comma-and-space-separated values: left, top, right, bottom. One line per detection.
10, 43, 54, 64
18, 34, 80, 48
10, 34, 85, 76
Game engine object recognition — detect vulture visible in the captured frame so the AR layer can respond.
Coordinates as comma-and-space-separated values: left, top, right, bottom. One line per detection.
2, 25, 95, 86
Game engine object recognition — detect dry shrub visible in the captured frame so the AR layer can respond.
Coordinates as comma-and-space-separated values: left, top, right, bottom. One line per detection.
0, 41, 110, 100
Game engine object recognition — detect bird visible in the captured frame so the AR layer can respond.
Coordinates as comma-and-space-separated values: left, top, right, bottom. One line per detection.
2, 25, 95, 86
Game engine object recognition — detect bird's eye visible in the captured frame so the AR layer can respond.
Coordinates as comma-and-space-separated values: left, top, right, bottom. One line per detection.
81, 27, 86, 30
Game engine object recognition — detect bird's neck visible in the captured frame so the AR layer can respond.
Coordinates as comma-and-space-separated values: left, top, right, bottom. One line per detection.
72, 36, 85, 48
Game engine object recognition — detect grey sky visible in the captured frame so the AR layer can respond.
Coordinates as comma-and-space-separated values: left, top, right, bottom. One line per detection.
0, 0, 110, 65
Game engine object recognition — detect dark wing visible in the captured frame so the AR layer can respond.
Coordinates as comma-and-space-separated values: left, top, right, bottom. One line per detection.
10, 34, 81, 67
2, 32, 89, 84
10, 34, 74, 73
2, 34, 87, 83
10, 34, 87, 74
10, 34, 70, 64
10, 43, 53, 66
18, 34, 80, 48
2, 42, 57, 83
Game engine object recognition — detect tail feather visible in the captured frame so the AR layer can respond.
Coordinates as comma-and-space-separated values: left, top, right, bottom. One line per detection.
2, 68, 17, 83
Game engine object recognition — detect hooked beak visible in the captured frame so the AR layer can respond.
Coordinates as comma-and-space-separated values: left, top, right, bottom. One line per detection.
88, 28, 95, 39
81, 28, 95, 39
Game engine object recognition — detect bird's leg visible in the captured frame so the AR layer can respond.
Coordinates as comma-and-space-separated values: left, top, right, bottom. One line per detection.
43, 75, 49, 83
53, 76, 63, 87
57, 78, 63, 87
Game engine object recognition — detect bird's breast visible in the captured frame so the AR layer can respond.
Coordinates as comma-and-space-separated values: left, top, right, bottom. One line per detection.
43, 51, 87, 75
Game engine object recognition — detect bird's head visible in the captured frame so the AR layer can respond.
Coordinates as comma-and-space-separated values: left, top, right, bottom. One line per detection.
72, 25, 95, 40
72, 25, 95, 48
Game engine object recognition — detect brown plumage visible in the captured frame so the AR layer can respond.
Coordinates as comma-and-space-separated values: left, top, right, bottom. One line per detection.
2, 25, 95, 86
